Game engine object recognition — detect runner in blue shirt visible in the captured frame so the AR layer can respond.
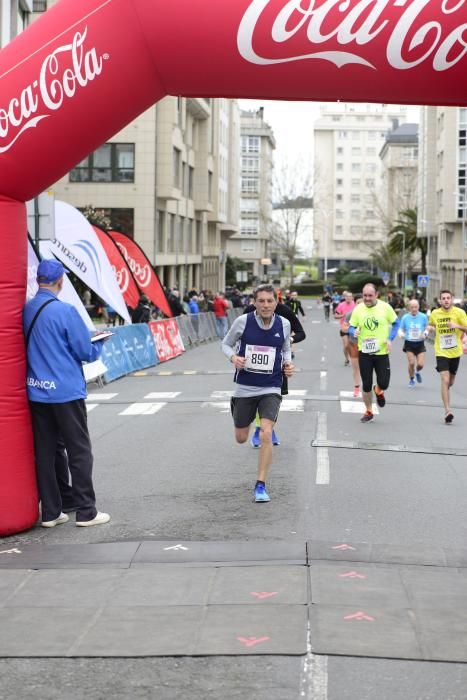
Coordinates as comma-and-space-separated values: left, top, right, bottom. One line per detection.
399, 299, 429, 386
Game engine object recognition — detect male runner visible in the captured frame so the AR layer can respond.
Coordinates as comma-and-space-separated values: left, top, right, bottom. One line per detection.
334, 291, 356, 366
427, 290, 467, 423
349, 283, 400, 423
243, 295, 306, 448
222, 284, 294, 502
399, 299, 429, 386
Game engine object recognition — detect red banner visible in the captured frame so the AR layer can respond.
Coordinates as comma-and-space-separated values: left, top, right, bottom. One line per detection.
107, 230, 172, 318
93, 226, 140, 311
149, 319, 185, 362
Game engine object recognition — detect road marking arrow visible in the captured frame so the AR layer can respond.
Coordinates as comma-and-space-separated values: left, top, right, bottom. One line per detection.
237, 636, 270, 648
339, 571, 366, 579
250, 592, 278, 599
332, 544, 356, 551
163, 544, 189, 551
344, 611, 375, 621
0, 548, 22, 555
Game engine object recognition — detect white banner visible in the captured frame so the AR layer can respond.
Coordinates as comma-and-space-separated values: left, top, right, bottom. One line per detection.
50, 201, 131, 323
28, 239, 96, 331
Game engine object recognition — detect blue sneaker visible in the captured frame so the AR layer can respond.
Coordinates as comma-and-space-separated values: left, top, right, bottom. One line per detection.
250, 427, 261, 449
272, 430, 280, 446
254, 483, 270, 502
409, 378, 416, 387
415, 372, 422, 383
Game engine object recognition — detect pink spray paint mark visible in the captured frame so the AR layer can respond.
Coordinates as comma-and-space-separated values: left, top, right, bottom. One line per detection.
344, 611, 375, 621
339, 571, 367, 579
332, 544, 356, 551
250, 592, 279, 599
237, 636, 271, 648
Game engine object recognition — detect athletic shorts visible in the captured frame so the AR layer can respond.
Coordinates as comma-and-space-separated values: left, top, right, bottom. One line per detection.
230, 394, 282, 428
358, 352, 391, 393
403, 341, 426, 355
436, 356, 460, 375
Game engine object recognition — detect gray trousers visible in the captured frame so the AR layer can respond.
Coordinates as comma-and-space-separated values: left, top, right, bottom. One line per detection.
29, 400, 97, 522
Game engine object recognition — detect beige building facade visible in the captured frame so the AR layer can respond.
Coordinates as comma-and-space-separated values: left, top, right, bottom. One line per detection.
52, 95, 240, 294
313, 104, 407, 277
418, 106, 467, 301
1, 0, 32, 46
226, 108, 275, 282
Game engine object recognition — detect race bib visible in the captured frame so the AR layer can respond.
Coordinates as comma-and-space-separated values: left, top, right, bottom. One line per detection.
440, 334, 457, 351
244, 344, 276, 374
361, 337, 380, 354
408, 327, 422, 341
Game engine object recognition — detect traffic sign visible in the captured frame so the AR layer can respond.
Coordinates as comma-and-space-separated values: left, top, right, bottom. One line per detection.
382, 272, 390, 286
417, 275, 430, 288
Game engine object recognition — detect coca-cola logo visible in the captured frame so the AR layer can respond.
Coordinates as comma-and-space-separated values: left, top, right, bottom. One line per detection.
115, 242, 151, 287
112, 264, 130, 293
238, 0, 467, 71
0, 27, 107, 154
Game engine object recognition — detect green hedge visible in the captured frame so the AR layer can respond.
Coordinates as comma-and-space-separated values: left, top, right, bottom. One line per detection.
339, 273, 384, 294
288, 282, 328, 295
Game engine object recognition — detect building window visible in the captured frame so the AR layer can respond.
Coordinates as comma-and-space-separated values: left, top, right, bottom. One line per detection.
351, 147, 361, 155
188, 166, 194, 198
208, 171, 213, 201
351, 178, 360, 187
241, 177, 259, 193
338, 131, 348, 139
336, 178, 343, 186
242, 156, 260, 172
156, 212, 165, 253
95, 208, 134, 237
33, 0, 47, 10
241, 218, 259, 235
337, 147, 344, 155
242, 136, 260, 153
241, 240, 256, 253
173, 148, 181, 188
168, 214, 176, 253
351, 194, 360, 203
336, 194, 343, 202
351, 163, 361, 172
70, 144, 135, 183
241, 198, 259, 212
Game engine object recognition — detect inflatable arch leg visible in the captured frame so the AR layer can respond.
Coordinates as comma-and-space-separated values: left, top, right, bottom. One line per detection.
0, 198, 38, 535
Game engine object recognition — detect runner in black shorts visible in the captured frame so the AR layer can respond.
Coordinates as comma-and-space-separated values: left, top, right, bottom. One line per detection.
399, 300, 428, 387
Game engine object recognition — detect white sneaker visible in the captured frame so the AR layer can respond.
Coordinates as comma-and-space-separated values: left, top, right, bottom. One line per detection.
41, 512, 69, 528
76, 511, 111, 527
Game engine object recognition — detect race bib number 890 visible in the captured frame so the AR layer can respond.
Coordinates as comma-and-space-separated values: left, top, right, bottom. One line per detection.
244, 344, 276, 374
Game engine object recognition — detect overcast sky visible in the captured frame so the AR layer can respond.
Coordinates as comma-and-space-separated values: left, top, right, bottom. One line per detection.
238, 99, 421, 170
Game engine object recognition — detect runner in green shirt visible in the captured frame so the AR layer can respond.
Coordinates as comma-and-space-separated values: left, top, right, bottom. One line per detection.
349, 283, 400, 422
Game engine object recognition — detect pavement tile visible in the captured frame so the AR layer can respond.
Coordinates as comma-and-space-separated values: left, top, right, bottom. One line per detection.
0, 607, 96, 656
133, 540, 306, 565
208, 566, 308, 605
0, 570, 30, 603
110, 567, 215, 606
369, 543, 447, 567
417, 608, 467, 662
196, 604, 308, 655
0, 543, 140, 570
5, 570, 123, 608
400, 567, 467, 609
310, 563, 409, 608
310, 604, 422, 660
74, 606, 204, 656
308, 541, 372, 563
443, 547, 467, 568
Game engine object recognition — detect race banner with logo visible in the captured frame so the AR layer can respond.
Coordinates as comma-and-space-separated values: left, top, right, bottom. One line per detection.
51, 201, 131, 323
149, 319, 185, 362
108, 230, 172, 318
92, 226, 140, 311
29, 237, 96, 331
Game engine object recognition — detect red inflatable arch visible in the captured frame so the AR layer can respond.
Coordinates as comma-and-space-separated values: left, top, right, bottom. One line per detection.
1, 0, 466, 534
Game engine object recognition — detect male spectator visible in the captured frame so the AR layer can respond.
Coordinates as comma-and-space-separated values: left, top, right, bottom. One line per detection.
213, 291, 230, 339
168, 289, 186, 317
286, 291, 306, 317
222, 284, 294, 502
23, 259, 110, 527
427, 290, 467, 423
131, 294, 151, 323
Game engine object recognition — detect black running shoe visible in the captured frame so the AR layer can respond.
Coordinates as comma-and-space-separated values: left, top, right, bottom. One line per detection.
445, 412, 454, 424
373, 385, 386, 408
361, 411, 374, 423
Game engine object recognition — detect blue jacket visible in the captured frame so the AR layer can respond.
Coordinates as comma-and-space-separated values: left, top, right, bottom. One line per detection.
23, 289, 103, 403
188, 299, 199, 314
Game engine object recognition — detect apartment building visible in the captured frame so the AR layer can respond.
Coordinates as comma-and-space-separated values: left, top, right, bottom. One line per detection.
418, 106, 467, 300
52, 96, 240, 293
226, 108, 275, 282
313, 104, 407, 277
0, 0, 32, 46
379, 123, 418, 230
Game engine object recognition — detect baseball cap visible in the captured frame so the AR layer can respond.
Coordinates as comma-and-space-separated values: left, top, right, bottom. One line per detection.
37, 259, 68, 284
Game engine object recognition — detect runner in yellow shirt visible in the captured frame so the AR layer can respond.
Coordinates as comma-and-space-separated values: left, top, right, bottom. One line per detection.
348, 283, 400, 422
427, 290, 467, 423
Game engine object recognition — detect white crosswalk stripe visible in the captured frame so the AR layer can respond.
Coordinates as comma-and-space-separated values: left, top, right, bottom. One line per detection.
119, 403, 166, 416
86, 404, 99, 412
340, 400, 379, 414
87, 393, 118, 401
281, 400, 305, 412
144, 392, 181, 399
